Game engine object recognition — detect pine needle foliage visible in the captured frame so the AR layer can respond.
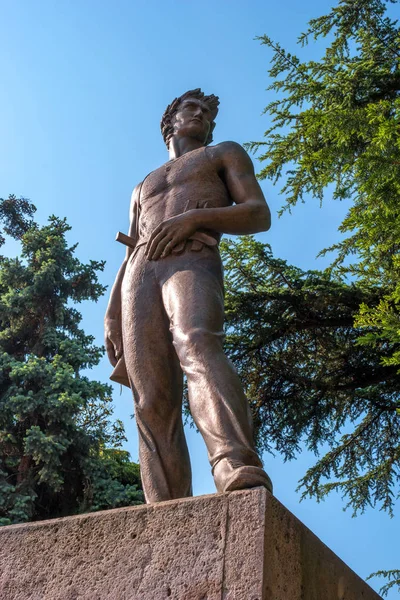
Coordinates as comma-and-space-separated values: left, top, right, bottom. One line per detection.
221, 236, 399, 516
248, 0, 400, 369
367, 569, 400, 597
0, 195, 143, 525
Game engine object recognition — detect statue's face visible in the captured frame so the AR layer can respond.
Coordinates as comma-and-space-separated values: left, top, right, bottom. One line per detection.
172, 97, 212, 144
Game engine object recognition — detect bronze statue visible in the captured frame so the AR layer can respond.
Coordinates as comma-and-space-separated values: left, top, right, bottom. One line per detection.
105, 89, 273, 503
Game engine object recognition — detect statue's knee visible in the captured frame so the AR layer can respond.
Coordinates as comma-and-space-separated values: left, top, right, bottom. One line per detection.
135, 396, 169, 426
173, 327, 224, 371
178, 326, 222, 355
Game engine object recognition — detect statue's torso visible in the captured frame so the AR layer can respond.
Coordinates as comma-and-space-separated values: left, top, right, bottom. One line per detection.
136, 146, 231, 242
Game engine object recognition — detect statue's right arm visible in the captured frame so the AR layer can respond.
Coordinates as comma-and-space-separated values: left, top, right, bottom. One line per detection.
104, 185, 139, 367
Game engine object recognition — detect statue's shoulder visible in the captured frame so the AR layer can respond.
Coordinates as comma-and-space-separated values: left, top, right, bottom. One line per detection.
208, 141, 248, 158
207, 141, 250, 166
212, 140, 244, 151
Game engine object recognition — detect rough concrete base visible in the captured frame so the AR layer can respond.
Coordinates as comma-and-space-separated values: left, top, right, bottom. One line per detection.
0, 488, 381, 600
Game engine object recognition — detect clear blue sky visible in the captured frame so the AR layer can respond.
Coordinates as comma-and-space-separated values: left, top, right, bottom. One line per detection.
1, 0, 398, 596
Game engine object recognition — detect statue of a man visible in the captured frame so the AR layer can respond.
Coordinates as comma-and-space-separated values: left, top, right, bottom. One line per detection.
104, 89, 273, 503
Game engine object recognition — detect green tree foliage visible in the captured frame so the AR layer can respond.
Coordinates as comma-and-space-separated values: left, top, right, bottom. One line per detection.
247, 0, 400, 369
367, 570, 400, 597
82, 449, 143, 513
0, 195, 143, 525
0, 194, 36, 247
236, 1, 399, 592
222, 237, 399, 511
221, 235, 400, 595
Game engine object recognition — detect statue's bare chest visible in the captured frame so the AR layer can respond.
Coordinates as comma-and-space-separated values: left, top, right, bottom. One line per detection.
141, 147, 219, 201
136, 147, 231, 239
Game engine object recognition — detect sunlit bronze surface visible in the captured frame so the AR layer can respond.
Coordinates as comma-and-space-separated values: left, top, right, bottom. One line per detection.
105, 89, 273, 502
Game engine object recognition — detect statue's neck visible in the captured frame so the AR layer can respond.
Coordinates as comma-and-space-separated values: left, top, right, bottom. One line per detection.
168, 136, 205, 160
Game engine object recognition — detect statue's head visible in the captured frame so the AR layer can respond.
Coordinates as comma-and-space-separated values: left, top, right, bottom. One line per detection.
161, 88, 220, 148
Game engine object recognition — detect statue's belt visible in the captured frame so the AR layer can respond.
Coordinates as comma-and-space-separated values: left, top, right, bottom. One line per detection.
115, 230, 219, 254
110, 230, 219, 388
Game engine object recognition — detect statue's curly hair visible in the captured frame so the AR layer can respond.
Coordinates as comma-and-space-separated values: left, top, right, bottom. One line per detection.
160, 88, 220, 148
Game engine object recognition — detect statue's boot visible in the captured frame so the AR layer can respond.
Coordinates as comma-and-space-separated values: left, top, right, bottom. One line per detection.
213, 458, 273, 494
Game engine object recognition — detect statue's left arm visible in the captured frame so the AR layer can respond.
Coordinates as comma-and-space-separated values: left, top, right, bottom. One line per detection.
197, 141, 271, 234
146, 142, 271, 260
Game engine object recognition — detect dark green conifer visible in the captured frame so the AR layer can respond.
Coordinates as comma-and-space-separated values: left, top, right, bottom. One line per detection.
0, 195, 143, 525
249, 0, 400, 369
236, 1, 400, 592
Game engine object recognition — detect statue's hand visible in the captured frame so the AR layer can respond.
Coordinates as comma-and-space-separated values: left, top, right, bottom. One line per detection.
145, 211, 199, 260
104, 317, 123, 367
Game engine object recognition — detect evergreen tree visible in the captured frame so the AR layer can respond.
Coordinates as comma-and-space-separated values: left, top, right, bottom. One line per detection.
0, 195, 143, 525
222, 237, 399, 511
221, 235, 399, 595
248, 0, 400, 370
237, 1, 400, 592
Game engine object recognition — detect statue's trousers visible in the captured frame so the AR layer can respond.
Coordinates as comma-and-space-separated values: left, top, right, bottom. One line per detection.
121, 243, 262, 503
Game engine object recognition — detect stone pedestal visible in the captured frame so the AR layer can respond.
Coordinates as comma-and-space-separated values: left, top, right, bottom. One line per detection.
0, 488, 381, 599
